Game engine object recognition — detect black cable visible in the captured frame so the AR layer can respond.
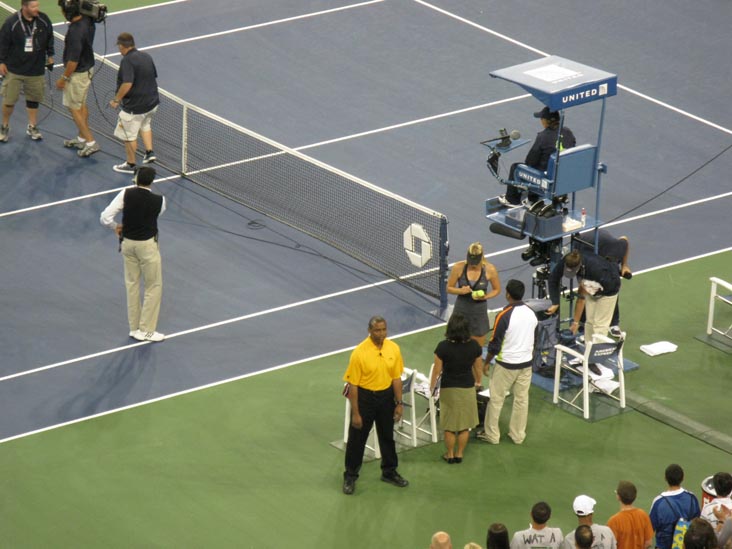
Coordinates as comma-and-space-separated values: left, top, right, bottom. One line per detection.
607, 142, 732, 224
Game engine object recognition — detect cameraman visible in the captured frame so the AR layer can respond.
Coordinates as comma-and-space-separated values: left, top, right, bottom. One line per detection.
56, 0, 98, 157
0, 0, 54, 142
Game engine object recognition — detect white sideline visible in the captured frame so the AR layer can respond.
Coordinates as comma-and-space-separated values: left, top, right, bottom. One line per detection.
412, 0, 732, 138
101, 0, 384, 59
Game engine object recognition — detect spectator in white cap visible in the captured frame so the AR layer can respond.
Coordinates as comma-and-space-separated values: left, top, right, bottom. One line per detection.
562, 495, 617, 549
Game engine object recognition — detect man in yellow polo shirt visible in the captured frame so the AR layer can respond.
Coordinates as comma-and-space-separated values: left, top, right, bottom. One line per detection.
342, 316, 408, 495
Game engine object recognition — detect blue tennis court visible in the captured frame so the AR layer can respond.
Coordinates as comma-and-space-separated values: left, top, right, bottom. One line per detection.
1, 0, 730, 444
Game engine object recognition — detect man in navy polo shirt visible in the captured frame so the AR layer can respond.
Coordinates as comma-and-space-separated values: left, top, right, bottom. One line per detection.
56, 1, 98, 157
109, 32, 160, 174
0, 0, 54, 142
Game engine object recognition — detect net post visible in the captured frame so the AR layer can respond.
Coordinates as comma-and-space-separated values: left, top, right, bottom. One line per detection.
438, 217, 449, 311
181, 104, 189, 175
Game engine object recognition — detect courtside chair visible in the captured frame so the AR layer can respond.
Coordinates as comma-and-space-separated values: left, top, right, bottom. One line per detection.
552, 333, 626, 419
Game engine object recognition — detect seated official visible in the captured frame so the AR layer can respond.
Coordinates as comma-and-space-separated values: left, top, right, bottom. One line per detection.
499, 107, 576, 207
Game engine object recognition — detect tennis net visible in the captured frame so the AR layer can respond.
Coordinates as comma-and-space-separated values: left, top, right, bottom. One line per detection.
0, 4, 449, 305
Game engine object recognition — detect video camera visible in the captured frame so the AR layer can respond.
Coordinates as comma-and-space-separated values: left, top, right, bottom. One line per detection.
58, 0, 108, 23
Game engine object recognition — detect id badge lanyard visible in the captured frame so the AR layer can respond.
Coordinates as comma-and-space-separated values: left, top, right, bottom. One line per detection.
19, 12, 37, 52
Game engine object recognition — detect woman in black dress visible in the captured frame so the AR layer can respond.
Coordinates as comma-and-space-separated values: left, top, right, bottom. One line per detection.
430, 313, 483, 464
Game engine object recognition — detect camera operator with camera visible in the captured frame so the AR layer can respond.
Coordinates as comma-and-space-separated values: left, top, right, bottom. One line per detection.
0, 0, 54, 142
56, 0, 101, 157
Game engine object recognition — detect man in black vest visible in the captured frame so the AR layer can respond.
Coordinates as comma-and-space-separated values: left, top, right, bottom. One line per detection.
100, 167, 166, 342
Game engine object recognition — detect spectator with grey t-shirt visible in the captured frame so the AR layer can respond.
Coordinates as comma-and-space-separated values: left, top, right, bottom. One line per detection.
511, 502, 563, 549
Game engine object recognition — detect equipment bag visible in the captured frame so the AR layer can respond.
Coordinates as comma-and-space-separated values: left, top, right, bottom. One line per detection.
533, 313, 559, 374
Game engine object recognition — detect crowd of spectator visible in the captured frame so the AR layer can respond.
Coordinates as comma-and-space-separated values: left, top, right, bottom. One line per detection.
429, 466, 732, 549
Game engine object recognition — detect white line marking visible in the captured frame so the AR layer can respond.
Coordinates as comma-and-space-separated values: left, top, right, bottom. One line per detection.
633, 247, 732, 275
101, 0, 384, 59
412, 0, 548, 57
616, 85, 732, 136
51, 0, 189, 26
0, 174, 181, 218
0, 279, 394, 383
295, 94, 531, 151
2, 246, 730, 446
412, 0, 732, 137
0, 322, 440, 446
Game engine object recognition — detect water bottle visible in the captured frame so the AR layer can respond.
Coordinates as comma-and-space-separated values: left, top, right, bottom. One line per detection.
581, 208, 586, 227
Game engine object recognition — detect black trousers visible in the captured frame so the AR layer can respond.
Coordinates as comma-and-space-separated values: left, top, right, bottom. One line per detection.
506, 163, 542, 204
344, 386, 397, 480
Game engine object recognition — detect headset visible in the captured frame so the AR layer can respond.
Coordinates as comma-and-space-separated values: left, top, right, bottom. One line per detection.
58, 0, 107, 23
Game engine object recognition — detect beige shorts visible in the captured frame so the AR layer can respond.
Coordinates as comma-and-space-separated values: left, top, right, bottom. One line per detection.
0, 72, 45, 105
62, 69, 92, 110
114, 105, 158, 142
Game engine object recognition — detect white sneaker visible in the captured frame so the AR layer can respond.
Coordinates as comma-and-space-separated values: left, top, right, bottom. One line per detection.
78, 141, 100, 157
129, 330, 138, 338
63, 136, 86, 149
26, 124, 43, 140
133, 331, 165, 342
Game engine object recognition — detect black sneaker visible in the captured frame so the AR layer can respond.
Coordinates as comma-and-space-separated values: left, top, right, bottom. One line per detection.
142, 150, 156, 164
342, 477, 355, 495
0, 125, 9, 143
381, 472, 409, 488
113, 162, 137, 174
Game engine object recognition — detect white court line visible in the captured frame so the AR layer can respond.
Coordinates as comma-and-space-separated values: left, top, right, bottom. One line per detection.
0, 174, 181, 218
101, 0, 384, 59
412, 0, 732, 138
0, 278, 395, 384
0, 323, 440, 446
51, 0, 189, 26
2, 245, 730, 446
296, 94, 531, 151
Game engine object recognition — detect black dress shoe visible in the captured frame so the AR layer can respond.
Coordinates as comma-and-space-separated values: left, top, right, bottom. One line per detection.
342, 478, 355, 495
381, 472, 409, 488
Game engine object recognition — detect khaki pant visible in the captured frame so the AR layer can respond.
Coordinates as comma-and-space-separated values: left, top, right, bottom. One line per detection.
121, 237, 162, 333
62, 69, 92, 110
584, 293, 618, 342
483, 364, 532, 444
0, 72, 45, 104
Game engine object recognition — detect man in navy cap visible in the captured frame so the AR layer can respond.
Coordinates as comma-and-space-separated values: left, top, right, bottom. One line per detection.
546, 249, 620, 346
499, 106, 576, 207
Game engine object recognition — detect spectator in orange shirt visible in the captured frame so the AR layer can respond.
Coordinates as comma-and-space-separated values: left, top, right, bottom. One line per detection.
607, 481, 654, 549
